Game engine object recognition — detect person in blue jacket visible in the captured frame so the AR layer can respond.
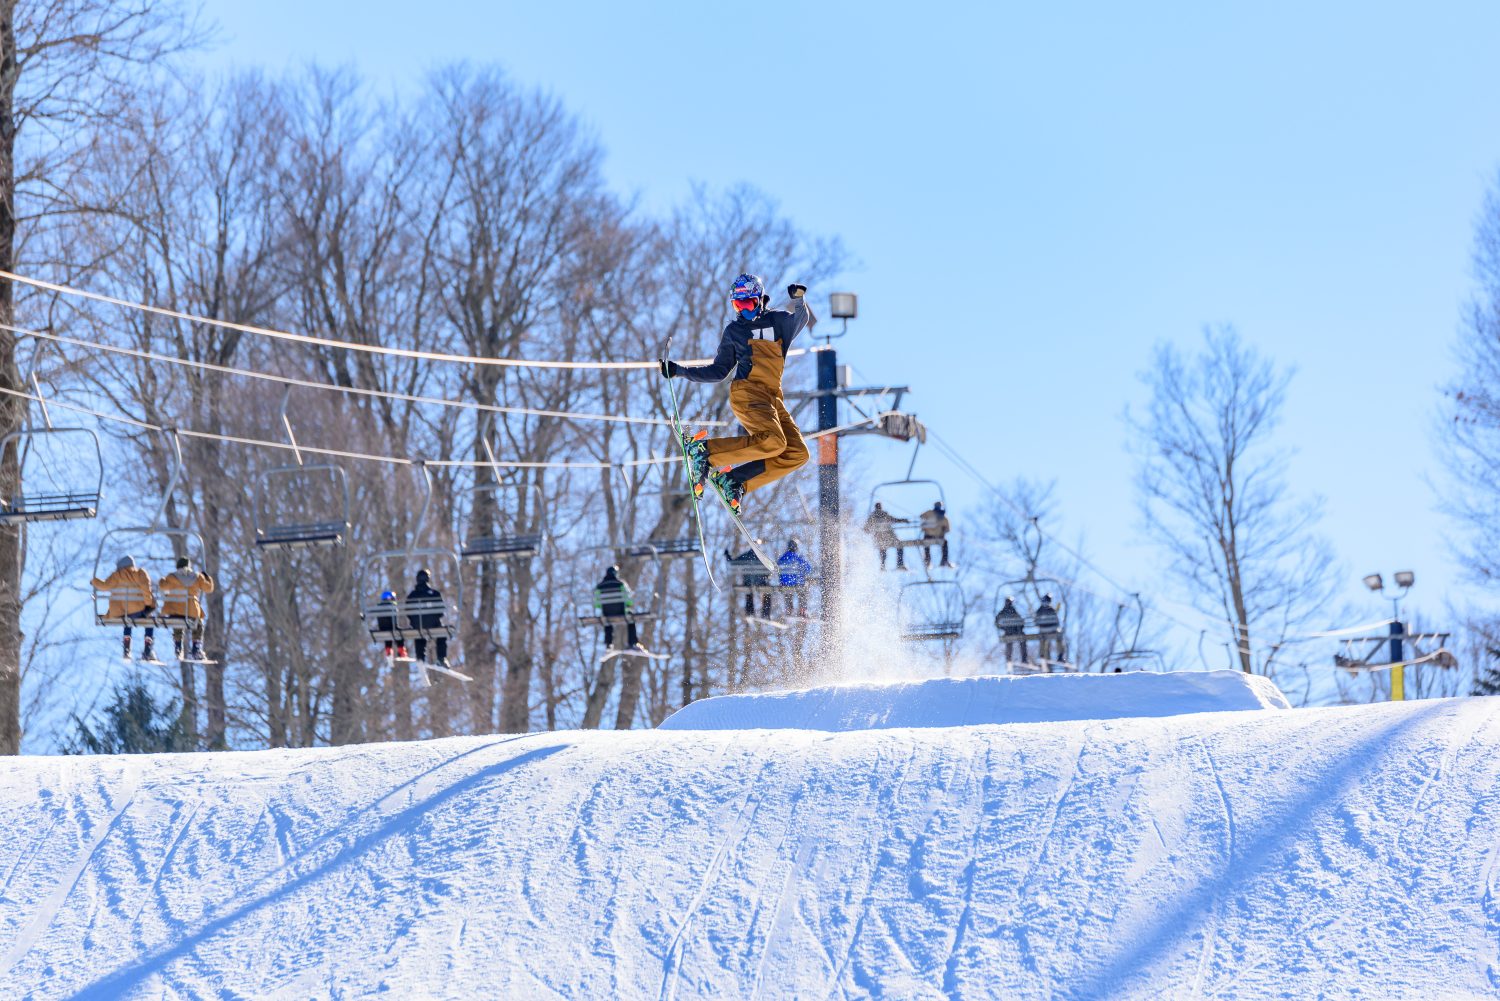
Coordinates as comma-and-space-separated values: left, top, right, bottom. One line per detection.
776, 539, 813, 617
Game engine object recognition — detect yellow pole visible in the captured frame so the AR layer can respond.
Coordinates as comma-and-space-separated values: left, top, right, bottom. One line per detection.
1391, 663, 1405, 702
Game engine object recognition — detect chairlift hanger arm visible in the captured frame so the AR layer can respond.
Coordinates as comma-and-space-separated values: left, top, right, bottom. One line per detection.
782, 385, 911, 402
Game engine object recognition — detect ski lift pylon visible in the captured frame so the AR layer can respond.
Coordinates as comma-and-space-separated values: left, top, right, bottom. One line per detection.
0, 341, 104, 523
253, 389, 352, 550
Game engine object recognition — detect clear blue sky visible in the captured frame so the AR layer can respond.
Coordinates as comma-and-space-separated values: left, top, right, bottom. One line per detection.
200, 0, 1500, 660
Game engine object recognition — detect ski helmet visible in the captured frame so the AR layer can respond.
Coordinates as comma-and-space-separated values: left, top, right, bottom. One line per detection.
730, 273, 764, 302
380, 590, 396, 602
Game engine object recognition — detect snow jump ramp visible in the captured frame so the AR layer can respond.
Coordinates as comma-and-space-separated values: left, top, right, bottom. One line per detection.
2, 671, 1498, 999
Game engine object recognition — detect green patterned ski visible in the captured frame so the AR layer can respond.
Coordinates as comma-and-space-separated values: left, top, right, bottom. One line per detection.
663, 374, 720, 592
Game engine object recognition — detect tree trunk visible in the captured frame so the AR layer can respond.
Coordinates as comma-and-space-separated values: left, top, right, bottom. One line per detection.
613, 658, 643, 730
0, 1, 22, 754
580, 656, 613, 730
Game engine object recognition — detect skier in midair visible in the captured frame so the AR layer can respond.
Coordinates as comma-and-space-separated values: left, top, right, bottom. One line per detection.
660, 274, 813, 512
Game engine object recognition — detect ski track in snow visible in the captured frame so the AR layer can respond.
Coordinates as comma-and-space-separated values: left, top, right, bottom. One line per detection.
1, 692, 1499, 998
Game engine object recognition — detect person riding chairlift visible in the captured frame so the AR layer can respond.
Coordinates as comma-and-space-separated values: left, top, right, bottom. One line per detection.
726, 548, 773, 618
406, 568, 450, 669
159, 556, 213, 662
995, 595, 1026, 665
919, 501, 954, 569
776, 539, 813, 617
91, 554, 157, 662
375, 589, 407, 661
592, 565, 642, 651
863, 502, 909, 571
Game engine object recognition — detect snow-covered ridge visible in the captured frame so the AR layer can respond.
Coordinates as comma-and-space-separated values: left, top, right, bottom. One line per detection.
659, 669, 1290, 731
2, 685, 1497, 999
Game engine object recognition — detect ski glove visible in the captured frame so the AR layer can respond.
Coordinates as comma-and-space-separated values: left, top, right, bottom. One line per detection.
658, 358, 680, 379
787, 283, 807, 299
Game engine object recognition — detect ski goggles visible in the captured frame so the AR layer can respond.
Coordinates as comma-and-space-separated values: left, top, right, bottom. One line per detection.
731, 297, 760, 312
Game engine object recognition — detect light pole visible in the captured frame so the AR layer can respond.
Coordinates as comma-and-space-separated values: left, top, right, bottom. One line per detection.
817, 293, 856, 636
1362, 570, 1415, 701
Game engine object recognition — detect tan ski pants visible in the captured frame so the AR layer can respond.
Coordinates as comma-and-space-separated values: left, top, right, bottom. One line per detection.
705, 383, 809, 494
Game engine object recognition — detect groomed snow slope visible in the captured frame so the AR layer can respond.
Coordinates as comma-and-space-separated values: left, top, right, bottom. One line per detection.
2, 679, 1499, 999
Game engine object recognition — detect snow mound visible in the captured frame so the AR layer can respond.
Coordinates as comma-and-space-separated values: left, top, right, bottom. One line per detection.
659, 669, 1290, 731
4, 696, 1499, 999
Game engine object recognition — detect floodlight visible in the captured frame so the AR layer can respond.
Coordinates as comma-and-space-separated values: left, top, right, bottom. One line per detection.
1394, 570, 1415, 588
829, 292, 858, 319
1362, 573, 1383, 592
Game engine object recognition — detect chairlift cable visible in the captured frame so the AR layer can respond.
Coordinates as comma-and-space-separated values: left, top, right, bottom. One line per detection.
1, 322, 728, 429
0, 385, 680, 470
0, 270, 811, 371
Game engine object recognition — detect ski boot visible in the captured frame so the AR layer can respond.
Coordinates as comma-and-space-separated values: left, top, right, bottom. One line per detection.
681, 429, 712, 495
173, 642, 184, 662
141, 638, 157, 663
709, 469, 745, 511
189, 642, 206, 662
122, 635, 132, 660
396, 644, 409, 660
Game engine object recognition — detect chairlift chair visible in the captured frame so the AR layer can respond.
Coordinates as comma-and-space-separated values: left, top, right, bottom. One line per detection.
1102, 594, 1167, 673
253, 389, 352, 550
456, 479, 547, 562
254, 462, 352, 550
898, 579, 966, 641
574, 542, 662, 629
624, 536, 700, 559
93, 525, 209, 632
357, 463, 466, 679
0, 339, 104, 523
867, 476, 953, 572
727, 541, 817, 624
620, 465, 731, 562
994, 518, 1069, 667
0, 426, 105, 523
90, 431, 210, 645
574, 543, 668, 662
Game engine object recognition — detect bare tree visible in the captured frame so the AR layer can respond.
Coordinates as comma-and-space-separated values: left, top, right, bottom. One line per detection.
1131, 326, 1336, 679
1445, 169, 1500, 590
0, 0, 201, 753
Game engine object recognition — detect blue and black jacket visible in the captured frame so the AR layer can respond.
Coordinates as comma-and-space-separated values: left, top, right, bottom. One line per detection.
678, 297, 812, 397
